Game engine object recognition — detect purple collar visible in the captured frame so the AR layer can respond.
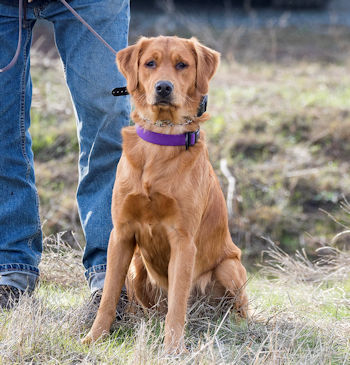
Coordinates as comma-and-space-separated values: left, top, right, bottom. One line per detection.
136, 125, 200, 150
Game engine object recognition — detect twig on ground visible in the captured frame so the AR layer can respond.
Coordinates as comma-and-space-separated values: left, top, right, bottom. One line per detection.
220, 158, 236, 218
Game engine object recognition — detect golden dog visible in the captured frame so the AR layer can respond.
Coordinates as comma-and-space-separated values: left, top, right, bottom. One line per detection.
82, 36, 248, 352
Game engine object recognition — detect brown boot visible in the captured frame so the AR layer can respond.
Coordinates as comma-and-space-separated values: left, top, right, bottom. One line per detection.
0, 285, 23, 310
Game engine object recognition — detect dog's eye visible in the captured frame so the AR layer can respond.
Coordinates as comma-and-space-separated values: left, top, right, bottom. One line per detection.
145, 60, 156, 68
175, 62, 188, 70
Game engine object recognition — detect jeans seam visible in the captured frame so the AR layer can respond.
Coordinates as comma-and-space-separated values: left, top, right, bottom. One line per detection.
19, 25, 42, 239
20, 27, 30, 181
87, 264, 107, 272
85, 264, 107, 279
0, 263, 40, 275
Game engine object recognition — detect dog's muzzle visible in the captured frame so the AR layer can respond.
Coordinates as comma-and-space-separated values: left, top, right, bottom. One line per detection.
154, 80, 174, 104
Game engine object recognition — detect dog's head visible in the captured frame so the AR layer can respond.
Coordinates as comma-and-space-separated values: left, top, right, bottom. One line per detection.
116, 36, 220, 123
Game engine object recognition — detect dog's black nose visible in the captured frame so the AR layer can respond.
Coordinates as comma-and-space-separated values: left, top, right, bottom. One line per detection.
155, 81, 173, 98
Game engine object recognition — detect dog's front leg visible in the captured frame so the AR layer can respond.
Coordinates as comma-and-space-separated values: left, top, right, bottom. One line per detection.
164, 228, 196, 353
82, 228, 135, 344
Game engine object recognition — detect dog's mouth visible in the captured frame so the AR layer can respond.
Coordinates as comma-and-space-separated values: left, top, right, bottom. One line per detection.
155, 100, 172, 106
153, 98, 175, 108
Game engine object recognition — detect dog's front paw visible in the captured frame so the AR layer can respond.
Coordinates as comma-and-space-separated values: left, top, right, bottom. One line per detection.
81, 327, 108, 345
81, 332, 93, 345
164, 342, 189, 355
236, 294, 250, 320
164, 328, 188, 355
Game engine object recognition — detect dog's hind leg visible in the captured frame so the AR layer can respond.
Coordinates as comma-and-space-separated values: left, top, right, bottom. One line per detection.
127, 250, 163, 310
213, 258, 249, 318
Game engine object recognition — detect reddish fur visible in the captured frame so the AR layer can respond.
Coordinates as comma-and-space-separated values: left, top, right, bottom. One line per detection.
82, 36, 248, 353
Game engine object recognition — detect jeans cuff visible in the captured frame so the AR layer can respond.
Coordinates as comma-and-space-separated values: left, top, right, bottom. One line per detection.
0, 265, 39, 292
85, 264, 106, 293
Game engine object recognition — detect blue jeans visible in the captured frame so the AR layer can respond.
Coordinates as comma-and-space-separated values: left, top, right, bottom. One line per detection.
0, 0, 130, 293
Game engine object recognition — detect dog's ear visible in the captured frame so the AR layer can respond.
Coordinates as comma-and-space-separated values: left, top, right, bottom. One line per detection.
116, 37, 149, 93
190, 38, 220, 95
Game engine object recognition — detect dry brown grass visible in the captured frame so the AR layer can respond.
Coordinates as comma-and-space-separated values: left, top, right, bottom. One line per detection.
0, 233, 349, 364
260, 239, 350, 284
39, 233, 85, 288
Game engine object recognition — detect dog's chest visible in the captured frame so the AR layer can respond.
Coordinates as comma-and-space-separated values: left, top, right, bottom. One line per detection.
120, 191, 175, 280
117, 168, 180, 279
136, 222, 171, 282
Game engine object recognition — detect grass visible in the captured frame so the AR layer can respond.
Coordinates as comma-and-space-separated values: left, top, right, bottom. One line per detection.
0, 236, 349, 364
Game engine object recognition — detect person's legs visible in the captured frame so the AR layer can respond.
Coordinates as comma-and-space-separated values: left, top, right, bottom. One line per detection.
0, 4, 41, 293
44, 0, 130, 292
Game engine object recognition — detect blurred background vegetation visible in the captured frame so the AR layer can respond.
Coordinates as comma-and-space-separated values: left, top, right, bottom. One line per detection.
30, 0, 350, 267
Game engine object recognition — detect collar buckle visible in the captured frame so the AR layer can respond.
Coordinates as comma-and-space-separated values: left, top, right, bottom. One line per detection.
185, 129, 200, 150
